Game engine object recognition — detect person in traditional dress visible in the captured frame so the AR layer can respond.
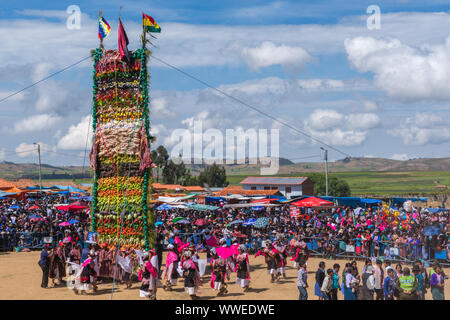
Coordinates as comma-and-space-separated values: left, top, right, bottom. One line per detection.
76, 254, 97, 294
69, 243, 81, 266
49, 242, 66, 286
161, 244, 179, 291
211, 249, 228, 296
118, 249, 133, 289
264, 243, 281, 283
182, 250, 201, 300
274, 239, 287, 279
139, 250, 159, 300
235, 244, 250, 292
98, 243, 112, 280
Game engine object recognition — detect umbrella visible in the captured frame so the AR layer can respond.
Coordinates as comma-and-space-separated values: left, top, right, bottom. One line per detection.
252, 206, 264, 211
68, 219, 79, 224
172, 217, 186, 223
253, 217, 269, 228
157, 204, 174, 210
232, 231, 247, 238
195, 219, 207, 226
59, 222, 71, 226
29, 214, 43, 219
243, 218, 257, 226
9, 205, 20, 210
155, 221, 164, 226
28, 205, 40, 210
229, 219, 243, 225
175, 219, 189, 224
422, 225, 442, 236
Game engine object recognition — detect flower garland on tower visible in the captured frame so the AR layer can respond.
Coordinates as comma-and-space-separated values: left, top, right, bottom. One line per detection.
89, 47, 153, 251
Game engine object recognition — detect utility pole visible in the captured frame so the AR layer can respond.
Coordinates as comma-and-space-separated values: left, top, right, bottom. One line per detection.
320, 147, 328, 196
33, 142, 42, 192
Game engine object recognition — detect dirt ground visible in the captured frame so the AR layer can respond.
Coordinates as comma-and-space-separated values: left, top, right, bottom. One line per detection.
0, 251, 448, 300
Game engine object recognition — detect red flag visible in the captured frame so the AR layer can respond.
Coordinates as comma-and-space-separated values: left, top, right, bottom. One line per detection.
118, 18, 131, 62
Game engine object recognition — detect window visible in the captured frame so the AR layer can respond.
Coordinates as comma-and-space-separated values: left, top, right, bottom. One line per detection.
264, 186, 270, 190
251, 186, 256, 190
285, 187, 291, 193
271, 186, 278, 190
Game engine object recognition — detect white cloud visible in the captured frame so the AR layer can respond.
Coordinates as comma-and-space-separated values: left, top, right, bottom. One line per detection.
240, 41, 314, 72
388, 112, 450, 145
391, 153, 409, 161
151, 97, 175, 118
304, 109, 380, 146
13, 114, 61, 133
345, 36, 450, 101
57, 115, 91, 150
15, 142, 53, 158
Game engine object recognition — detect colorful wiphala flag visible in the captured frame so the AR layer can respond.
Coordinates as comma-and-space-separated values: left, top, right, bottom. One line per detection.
98, 16, 111, 39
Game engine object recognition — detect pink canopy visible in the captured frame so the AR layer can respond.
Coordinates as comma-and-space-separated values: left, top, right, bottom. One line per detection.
56, 205, 87, 211
291, 196, 333, 208
59, 222, 71, 226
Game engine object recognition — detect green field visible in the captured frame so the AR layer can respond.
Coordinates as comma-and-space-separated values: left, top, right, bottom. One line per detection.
227, 171, 450, 196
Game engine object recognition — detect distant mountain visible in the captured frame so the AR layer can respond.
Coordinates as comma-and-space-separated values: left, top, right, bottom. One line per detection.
0, 157, 449, 180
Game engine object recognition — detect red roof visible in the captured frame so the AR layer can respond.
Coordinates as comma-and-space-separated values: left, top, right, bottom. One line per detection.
291, 196, 333, 207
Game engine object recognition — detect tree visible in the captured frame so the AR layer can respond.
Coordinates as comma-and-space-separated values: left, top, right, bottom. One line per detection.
151, 145, 169, 182
306, 173, 351, 197
198, 163, 229, 187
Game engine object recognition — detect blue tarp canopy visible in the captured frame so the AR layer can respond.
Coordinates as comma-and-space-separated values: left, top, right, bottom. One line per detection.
425, 208, 449, 214
392, 197, 427, 205
360, 198, 382, 204
9, 205, 20, 209
205, 196, 227, 204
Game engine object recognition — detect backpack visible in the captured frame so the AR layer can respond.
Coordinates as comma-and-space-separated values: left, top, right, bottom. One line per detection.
366, 275, 375, 290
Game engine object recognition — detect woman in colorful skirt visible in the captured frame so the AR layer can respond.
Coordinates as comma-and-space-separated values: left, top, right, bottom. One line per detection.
211, 251, 228, 296
162, 244, 179, 291
139, 250, 159, 300
235, 245, 250, 292
182, 251, 201, 300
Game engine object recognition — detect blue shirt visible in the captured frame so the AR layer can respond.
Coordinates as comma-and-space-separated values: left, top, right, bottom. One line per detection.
39, 249, 49, 265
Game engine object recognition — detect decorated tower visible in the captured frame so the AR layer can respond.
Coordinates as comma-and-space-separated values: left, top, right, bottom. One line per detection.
89, 14, 160, 250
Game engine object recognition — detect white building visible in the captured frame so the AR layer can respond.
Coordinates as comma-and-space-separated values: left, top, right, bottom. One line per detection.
240, 177, 314, 199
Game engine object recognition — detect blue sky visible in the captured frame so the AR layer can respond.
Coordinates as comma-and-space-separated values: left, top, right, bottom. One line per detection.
0, 0, 450, 167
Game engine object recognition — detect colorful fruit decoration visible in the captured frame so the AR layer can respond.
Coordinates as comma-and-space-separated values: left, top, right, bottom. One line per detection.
90, 46, 154, 250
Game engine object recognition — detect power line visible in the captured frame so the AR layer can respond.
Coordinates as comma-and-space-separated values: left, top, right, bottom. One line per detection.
151, 54, 351, 158
0, 56, 91, 105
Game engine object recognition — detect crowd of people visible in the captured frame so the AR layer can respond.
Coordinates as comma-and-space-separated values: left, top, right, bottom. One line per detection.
1, 192, 449, 300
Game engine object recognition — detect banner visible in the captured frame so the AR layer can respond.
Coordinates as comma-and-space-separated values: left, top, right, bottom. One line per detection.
289, 206, 300, 218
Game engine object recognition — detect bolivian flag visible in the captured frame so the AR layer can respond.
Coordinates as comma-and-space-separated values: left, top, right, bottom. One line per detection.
143, 13, 161, 33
